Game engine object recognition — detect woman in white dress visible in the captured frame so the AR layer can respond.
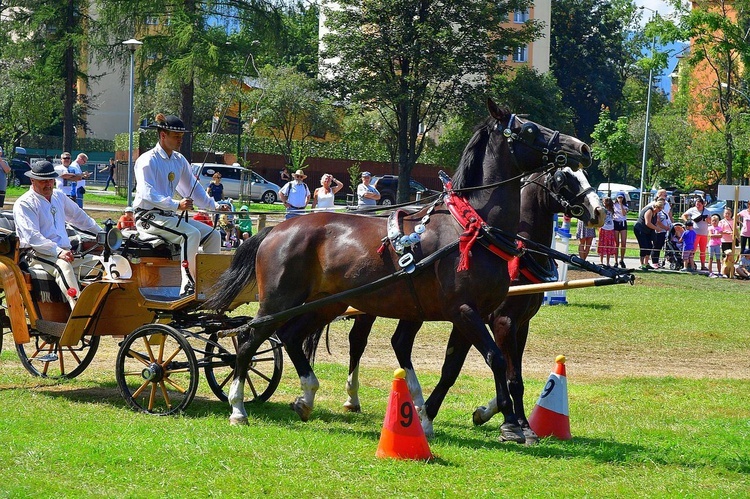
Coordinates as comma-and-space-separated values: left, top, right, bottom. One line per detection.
311, 173, 343, 210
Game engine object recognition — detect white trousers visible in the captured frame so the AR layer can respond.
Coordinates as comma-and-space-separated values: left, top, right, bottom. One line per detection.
136, 210, 221, 293
30, 253, 100, 309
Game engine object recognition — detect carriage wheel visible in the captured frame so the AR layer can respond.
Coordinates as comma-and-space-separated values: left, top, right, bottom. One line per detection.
15, 333, 100, 379
115, 324, 198, 416
204, 333, 283, 403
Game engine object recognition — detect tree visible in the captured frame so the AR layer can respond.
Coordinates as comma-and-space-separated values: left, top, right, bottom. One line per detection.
550, 0, 641, 144
2, 0, 89, 152
255, 65, 339, 167
321, 0, 541, 203
657, 0, 750, 185
591, 106, 638, 188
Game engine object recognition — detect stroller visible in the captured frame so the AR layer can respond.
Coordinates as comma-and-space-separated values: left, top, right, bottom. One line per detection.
661, 224, 684, 270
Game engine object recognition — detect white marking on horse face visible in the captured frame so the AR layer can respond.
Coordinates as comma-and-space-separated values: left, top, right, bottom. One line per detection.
299, 372, 320, 406
567, 167, 604, 227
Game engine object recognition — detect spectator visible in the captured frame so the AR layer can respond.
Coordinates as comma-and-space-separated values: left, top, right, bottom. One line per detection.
735, 249, 750, 279
575, 221, 596, 261
717, 207, 735, 255
311, 173, 343, 210
54, 152, 86, 194
193, 209, 213, 227
682, 197, 710, 271
737, 204, 750, 254
13, 161, 102, 309
613, 192, 629, 268
634, 198, 665, 270
0, 146, 10, 207
67, 153, 91, 208
236, 205, 253, 239
279, 168, 290, 184
117, 206, 136, 231
99, 158, 117, 191
279, 169, 310, 219
707, 214, 723, 275
357, 171, 380, 208
206, 172, 224, 202
680, 220, 697, 272
133, 113, 226, 297
656, 188, 672, 222
597, 197, 616, 267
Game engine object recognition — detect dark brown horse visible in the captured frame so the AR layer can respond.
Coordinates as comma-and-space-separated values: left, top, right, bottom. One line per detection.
204, 99, 592, 441
306, 166, 605, 440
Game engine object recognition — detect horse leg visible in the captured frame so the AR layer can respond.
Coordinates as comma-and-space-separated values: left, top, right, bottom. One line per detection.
512, 321, 538, 444
427, 304, 524, 443
390, 320, 425, 409
229, 325, 275, 425
344, 314, 377, 412
472, 314, 511, 426
419, 326, 472, 438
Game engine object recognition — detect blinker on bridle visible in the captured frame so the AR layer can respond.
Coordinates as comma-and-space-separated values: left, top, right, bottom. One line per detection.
498, 114, 569, 167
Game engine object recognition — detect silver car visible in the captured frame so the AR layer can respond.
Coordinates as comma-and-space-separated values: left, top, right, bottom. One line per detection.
191, 163, 279, 204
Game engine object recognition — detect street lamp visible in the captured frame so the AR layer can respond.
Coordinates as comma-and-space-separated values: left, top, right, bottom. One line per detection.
123, 38, 142, 206
639, 6, 657, 211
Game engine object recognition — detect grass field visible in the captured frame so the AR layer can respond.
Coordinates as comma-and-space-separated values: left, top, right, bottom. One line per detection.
0, 271, 748, 497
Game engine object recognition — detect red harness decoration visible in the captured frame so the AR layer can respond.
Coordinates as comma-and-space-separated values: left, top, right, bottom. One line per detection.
445, 192, 521, 281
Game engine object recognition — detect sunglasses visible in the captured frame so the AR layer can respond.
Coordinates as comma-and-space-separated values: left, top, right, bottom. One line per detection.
62, 157, 71, 160
294, 175, 304, 178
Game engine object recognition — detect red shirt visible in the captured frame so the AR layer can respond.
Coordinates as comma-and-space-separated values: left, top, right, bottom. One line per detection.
193, 211, 213, 226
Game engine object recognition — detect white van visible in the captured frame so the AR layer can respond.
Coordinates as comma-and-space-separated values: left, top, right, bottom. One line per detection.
191, 163, 280, 204
597, 182, 640, 209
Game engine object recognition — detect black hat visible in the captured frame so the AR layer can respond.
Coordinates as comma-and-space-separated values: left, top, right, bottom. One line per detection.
25, 160, 59, 180
143, 113, 191, 133
685, 220, 694, 227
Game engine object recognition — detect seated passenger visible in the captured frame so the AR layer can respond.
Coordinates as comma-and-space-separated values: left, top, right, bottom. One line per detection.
13, 161, 103, 309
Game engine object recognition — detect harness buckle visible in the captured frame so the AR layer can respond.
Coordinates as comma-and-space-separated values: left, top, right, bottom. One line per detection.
398, 252, 416, 273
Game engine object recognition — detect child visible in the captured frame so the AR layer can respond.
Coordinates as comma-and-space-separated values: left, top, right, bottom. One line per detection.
597, 197, 616, 267
236, 205, 253, 240
117, 206, 136, 231
576, 220, 596, 261
679, 220, 697, 272
217, 213, 237, 249
735, 249, 750, 279
707, 214, 723, 274
718, 207, 735, 254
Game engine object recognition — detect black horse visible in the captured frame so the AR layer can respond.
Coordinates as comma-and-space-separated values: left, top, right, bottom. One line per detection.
204, 99, 592, 441
306, 166, 605, 441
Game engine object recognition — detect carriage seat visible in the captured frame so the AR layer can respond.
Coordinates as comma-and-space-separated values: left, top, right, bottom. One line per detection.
0, 210, 18, 258
118, 232, 181, 260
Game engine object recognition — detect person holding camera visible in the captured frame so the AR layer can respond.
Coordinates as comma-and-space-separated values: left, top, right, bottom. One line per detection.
681, 197, 710, 271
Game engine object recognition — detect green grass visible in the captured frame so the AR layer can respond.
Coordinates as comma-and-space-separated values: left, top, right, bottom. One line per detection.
0, 272, 748, 497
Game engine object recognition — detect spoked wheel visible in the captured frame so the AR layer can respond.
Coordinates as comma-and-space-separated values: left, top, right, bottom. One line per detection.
16, 333, 100, 379
204, 333, 283, 403
116, 324, 198, 415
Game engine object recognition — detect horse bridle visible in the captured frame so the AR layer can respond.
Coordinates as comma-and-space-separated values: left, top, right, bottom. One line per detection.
522, 169, 596, 219
499, 114, 570, 168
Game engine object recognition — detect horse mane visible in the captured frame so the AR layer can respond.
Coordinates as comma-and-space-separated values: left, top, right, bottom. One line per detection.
451, 117, 493, 191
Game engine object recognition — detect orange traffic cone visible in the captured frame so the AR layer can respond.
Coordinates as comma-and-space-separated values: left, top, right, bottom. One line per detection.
528, 355, 571, 440
376, 368, 433, 460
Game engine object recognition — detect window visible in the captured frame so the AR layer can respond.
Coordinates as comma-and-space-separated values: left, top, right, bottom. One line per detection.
514, 10, 529, 23
513, 45, 528, 63
145, 16, 159, 25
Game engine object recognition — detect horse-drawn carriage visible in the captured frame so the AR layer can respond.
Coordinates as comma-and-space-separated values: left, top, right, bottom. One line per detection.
0, 214, 283, 415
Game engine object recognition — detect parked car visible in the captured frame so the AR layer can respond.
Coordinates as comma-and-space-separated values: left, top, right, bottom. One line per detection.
371, 175, 440, 205
8, 147, 31, 186
191, 163, 279, 204
704, 199, 747, 217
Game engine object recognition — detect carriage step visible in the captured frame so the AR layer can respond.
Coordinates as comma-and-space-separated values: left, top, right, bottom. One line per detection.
35, 319, 66, 337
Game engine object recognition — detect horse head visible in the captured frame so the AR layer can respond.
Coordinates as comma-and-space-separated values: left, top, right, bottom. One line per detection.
544, 167, 605, 228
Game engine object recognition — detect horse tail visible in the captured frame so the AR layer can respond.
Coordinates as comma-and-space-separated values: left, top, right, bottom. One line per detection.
302, 324, 327, 367
203, 226, 273, 311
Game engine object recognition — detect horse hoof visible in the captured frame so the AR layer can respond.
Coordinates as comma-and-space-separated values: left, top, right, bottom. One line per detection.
229, 415, 248, 426
498, 422, 526, 444
422, 420, 435, 439
343, 402, 361, 413
290, 399, 313, 422
523, 427, 539, 446
472, 406, 489, 426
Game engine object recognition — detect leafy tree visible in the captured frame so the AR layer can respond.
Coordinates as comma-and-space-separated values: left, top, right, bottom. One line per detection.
591, 106, 638, 188
657, 0, 750, 184
550, 0, 641, 144
2, 0, 89, 152
321, 0, 541, 203
254, 65, 340, 167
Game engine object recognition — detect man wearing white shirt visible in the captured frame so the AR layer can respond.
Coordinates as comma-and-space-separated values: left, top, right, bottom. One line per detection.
67, 153, 91, 208
13, 161, 102, 309
133, 113, 225, 297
